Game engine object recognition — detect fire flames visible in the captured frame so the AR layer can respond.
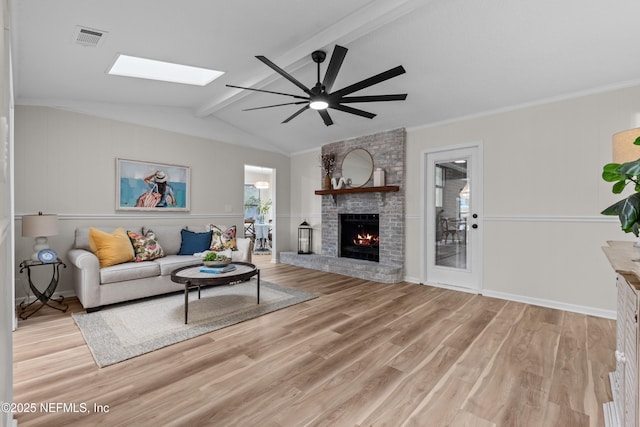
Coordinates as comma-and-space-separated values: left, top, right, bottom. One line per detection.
353, 233, 379, 247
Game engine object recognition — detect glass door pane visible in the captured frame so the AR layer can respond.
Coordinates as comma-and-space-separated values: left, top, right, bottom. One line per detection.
434, 160, 468, 270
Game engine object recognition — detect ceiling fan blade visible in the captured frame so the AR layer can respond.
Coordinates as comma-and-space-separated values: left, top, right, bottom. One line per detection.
226, 84, 309, 100
282, 105, 310, 123
318, 109, 334, 126
322, 45, 348, 93
243, 101, 309, 111
330, 104, 376, 119
330, 65, 406, 98
338, 94, 407, 103
256, 55, 313, 96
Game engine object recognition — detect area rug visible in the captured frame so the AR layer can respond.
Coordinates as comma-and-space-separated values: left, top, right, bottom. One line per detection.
72, 280, 316, 368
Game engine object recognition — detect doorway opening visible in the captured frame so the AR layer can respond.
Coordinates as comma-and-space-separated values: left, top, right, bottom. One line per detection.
244, 165, 275, 261
423, 145, 482, 292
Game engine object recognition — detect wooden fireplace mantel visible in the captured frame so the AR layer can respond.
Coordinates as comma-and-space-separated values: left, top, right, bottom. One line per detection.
314, 185, 400, 200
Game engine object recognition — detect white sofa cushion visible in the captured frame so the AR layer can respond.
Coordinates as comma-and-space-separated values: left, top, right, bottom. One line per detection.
100, 261, 160, 285
153, 254, 202, 276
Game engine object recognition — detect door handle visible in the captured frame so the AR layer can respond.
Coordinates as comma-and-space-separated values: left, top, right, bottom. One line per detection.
472, 224, 478, 229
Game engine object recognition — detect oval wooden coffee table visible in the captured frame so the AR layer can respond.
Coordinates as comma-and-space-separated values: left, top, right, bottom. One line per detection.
171, 262, 260, 324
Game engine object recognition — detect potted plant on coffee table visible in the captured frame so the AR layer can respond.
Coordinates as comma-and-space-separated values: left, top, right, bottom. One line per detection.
203, 251, 231, 267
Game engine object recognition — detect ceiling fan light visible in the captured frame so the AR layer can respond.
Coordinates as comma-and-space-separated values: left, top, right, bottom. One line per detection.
309, 99, 329, 110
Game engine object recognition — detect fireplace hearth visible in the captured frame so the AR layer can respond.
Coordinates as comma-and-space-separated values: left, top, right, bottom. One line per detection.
340, 214, 379, 262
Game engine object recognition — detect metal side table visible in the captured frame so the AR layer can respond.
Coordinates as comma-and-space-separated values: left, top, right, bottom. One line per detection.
19, 259, 68, 320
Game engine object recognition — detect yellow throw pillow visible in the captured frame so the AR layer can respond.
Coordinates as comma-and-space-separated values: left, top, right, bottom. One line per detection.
89, 227, 135, 268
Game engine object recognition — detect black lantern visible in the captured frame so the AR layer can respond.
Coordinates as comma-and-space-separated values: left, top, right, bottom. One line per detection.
298, 220, 312, 254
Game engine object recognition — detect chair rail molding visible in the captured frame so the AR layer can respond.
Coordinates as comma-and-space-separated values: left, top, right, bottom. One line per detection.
16, 213, 242, 221
483, 215, 616, 223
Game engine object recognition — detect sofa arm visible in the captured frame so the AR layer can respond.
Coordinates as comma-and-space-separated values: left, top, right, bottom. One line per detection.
67, 248, 101, 309
232, 238, 253, 263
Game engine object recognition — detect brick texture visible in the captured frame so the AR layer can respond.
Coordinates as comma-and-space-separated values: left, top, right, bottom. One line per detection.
318, 128, 406, 281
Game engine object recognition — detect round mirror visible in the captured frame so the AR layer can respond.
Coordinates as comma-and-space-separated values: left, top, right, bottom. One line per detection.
341, 148, 374, 188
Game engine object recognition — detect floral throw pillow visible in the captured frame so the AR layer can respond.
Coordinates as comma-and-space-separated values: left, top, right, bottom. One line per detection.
209, 225, 238, 252
127, 230, 164, 262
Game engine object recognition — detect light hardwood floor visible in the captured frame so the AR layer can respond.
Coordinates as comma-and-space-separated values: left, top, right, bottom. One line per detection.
13, 256, 616, 426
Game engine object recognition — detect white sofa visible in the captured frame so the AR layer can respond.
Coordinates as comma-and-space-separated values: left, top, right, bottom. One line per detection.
67, 225, 252, 311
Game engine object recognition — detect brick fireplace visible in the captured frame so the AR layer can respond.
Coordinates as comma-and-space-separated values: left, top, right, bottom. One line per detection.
281, 128, 405, 283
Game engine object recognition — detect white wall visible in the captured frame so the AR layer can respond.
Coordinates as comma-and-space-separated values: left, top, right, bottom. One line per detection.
13, 106, 292, 299
291, 85, 640, 316
405, 86, 640, 316
289, 148, 322, 253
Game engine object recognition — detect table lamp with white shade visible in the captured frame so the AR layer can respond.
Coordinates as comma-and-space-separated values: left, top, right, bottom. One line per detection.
613, 127, 640, 164
22, 212, 59, 261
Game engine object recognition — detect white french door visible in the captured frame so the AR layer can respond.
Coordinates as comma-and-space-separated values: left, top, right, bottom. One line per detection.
424, 145, 483, 291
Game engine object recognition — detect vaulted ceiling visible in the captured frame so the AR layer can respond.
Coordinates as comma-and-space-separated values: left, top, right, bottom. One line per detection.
12, 0, 640, 155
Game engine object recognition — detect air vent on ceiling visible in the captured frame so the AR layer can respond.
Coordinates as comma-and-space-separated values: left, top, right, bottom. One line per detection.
73, 26, 108, 47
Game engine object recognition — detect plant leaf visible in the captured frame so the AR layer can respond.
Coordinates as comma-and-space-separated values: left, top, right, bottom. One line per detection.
613, 180, 629, 194
617, 193, 640, 234
618, 160, 640, 177
602, 163, 623, 182
601, 199, 623, 216
634, 136, 640, 145
602, 194, 640, 236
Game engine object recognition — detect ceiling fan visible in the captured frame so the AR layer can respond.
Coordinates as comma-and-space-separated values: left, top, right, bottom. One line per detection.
226, 45, 407, 126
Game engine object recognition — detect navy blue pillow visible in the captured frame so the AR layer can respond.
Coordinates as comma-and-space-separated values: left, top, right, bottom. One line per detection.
178, 229, 212, 255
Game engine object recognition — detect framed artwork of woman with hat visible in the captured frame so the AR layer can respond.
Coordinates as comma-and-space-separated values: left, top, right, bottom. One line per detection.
116, 158, 190, 211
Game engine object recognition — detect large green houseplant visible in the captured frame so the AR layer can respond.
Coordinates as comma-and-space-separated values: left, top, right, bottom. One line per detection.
602, 136, 640, 236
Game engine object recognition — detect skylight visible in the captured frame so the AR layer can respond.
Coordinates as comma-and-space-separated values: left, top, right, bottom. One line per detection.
108, 54, 224, 86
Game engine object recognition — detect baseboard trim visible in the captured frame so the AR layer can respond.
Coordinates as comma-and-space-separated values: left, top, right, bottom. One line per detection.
404, 275, 615, 319
481, 289, 616, 319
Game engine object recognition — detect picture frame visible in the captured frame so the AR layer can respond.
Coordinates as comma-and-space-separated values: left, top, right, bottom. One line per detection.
116, 158, 190, 211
